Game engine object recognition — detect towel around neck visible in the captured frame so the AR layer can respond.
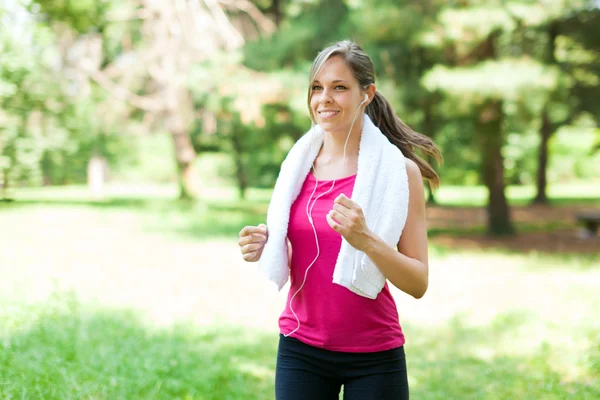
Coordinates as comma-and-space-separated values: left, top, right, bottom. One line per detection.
258, 114, 410, 299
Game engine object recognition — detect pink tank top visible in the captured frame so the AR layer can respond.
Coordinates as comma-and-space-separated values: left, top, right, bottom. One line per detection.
278, 172, 405, 353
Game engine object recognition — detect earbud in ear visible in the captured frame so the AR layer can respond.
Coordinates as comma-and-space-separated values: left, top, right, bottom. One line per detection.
359, 94, 369, 107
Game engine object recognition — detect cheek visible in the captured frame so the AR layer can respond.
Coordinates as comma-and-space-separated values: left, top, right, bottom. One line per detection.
310, 94, 318, 105
310, 96, 319, 112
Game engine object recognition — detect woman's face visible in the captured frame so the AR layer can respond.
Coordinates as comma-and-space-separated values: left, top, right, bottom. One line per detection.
310, 56, 365, 135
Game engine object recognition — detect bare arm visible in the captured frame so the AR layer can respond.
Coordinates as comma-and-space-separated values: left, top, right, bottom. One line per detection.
287, 237, 293, 267
362, 159, 429, 298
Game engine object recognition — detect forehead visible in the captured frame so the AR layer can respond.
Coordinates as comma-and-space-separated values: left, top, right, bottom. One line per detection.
314, 56, 357, 83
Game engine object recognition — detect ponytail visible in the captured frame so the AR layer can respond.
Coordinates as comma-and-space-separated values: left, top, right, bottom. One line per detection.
366, 91, 442, 188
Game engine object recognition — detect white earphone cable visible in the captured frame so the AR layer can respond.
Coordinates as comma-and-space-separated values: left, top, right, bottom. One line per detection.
283, 95, 368, 337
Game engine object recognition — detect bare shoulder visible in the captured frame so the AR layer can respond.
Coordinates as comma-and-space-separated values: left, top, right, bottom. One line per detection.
404, 158, 424, 186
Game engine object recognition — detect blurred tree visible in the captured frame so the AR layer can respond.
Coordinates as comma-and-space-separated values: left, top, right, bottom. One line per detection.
31, 0, 275, 199
352, 0, 447, 204
421, 0, 598, 231
243, 0, 349, 71
0, 3, 66, 192
190, 50, 308, 198
0, 0, 141, 194
422, 1, 563, 235
520, 1, 600, 203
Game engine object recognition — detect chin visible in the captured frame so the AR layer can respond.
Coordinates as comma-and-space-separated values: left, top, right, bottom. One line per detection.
320, 123, 349, 135
317, 119, 341, 130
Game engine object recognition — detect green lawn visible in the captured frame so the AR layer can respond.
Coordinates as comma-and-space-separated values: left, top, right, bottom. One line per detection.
430, 181, 600, 206
0, 183, 599, 399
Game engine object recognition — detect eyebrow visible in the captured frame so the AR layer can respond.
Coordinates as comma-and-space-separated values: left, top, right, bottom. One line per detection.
313, 79, 349, 84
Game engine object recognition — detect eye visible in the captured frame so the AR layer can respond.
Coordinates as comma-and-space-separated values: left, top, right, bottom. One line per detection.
335, 85, 347, 90
312, 85, 323, 90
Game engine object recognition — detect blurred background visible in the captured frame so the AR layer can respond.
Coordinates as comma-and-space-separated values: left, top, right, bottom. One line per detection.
0, 0, 599, 398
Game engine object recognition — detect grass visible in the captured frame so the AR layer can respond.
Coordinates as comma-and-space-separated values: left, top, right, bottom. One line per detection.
1, 295, 277, 400
429, 181, 600, 207
1, 183, 599, 399
4, 178, 600, 205
2, 180, 599, 240
2, 293, 598, 399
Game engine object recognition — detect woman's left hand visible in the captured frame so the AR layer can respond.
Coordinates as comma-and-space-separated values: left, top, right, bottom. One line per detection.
326, 193, 374, 252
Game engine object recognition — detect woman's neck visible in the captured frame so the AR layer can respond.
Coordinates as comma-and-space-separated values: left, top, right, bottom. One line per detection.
312, 126, 362, 179
319, 119, 363, 161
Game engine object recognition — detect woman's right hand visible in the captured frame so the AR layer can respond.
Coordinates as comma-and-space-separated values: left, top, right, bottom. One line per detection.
238, 224, 268, 262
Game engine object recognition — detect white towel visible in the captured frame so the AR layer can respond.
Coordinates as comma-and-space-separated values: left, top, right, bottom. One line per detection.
257, 114, 410, 299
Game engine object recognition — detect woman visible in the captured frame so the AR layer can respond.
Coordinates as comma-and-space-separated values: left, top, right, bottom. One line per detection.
238, 40, 441, 400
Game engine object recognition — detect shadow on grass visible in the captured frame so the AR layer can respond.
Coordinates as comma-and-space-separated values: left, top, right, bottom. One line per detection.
3, 197, 599, 256
427, 221, 600, 262
0, 197, 156, 209
0, 299, 277, 399
0, 197, 270, 239
2, 293, 599, 400
141, 199, 269, 239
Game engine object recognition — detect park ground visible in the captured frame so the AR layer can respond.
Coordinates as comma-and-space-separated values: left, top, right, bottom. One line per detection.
0, 183, 598, 399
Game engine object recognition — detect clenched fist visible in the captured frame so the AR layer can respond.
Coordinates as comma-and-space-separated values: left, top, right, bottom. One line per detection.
238, 224, 268, 262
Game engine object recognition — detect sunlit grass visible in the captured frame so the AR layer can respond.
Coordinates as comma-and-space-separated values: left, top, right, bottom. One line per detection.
5, 179, 600, 206
429, 180, 600, 206
0, 295, 277, 400
1, 184, 599, 399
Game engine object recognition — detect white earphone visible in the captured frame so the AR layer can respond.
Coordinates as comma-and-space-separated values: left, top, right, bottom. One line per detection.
283, 92, 369, 338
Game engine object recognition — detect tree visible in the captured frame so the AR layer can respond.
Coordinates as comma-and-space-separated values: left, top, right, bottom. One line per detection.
524, 1, 600, 203
352, 0, 448, 203
422, 2, 561, 235
32, 0, 275, 199
0, 2, 69, 193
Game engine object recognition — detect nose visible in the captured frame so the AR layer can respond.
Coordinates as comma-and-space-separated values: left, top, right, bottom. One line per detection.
319, 89, 333, 104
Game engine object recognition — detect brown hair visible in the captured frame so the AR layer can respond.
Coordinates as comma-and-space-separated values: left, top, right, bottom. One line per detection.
308, 40, 442, 188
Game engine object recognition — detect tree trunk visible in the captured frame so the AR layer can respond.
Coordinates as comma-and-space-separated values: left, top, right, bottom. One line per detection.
0, 138, 6, 197
533, 108, 552, 204
165, 84, 200, 200
478, 101, 515, 236
474, 30, 514, 235
231, 132, 248, 200
423, 94, 437, 205
170, 129, 199, 200
426, 181, 436, 205
272, 0, 282, 27
1, 168, 9, 198
168, 109, 200, 200
533, 22, 558, 205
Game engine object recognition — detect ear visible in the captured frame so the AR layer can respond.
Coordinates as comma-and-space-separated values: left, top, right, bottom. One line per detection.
363, 84, 376, 105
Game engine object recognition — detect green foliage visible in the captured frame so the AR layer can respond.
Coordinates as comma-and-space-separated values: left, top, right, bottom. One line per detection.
0, 1, 145, 188
243, 0, 350, 71
434, 118, 482, 185
196, 97, 308, 190
0, 8, 64, 186
112, 133, 177, 184
423, 59, 558, 110
503, 130, 539, 185
549, 125, 600, 181
1, 0, 599, 203
30, 0, 117, 34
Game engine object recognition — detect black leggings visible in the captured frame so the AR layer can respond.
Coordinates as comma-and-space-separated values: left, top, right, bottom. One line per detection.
275, 334, 409, 400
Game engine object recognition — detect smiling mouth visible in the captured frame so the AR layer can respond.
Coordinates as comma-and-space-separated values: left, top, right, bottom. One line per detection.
318, 110, 340, 118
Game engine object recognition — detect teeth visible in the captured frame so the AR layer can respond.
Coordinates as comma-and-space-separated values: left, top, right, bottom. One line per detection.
319, 111, 338, 117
